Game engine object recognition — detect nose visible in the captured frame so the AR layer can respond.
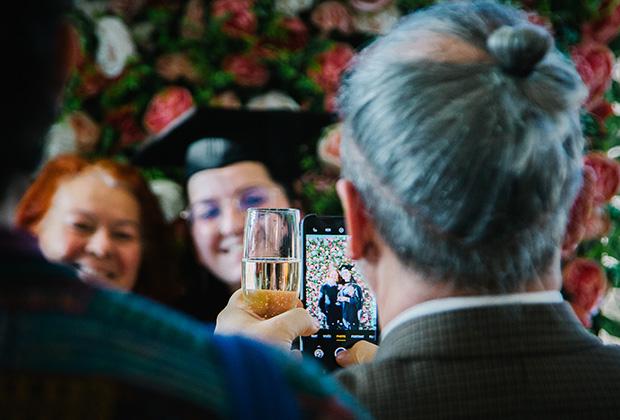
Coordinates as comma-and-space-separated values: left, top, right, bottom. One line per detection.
86, 228, 114, 257
219, 202, 245, 236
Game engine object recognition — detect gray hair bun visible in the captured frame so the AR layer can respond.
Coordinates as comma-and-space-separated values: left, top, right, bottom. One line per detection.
487, 24, 552, 77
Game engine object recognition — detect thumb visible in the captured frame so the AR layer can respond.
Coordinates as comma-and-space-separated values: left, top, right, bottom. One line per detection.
336, 340, 378, 367
268, 308, 320, 338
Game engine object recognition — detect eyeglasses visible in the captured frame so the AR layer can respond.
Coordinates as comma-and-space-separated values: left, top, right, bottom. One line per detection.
181, 186, 285, 223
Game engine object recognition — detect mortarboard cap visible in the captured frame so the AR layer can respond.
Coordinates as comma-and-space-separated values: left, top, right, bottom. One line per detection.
133, 107, 337, 184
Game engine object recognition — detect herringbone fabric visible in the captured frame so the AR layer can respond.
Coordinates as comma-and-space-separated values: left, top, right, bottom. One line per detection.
335, 302, 620, 419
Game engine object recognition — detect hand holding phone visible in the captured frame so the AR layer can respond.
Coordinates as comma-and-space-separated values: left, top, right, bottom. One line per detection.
301, 215, 379, 371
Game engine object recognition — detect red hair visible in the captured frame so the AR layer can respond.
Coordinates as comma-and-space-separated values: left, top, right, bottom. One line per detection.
15, 154, 179, 302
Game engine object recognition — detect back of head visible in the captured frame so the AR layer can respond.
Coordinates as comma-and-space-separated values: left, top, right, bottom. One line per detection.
5, 0, 72, 189
339, 1, 587, 293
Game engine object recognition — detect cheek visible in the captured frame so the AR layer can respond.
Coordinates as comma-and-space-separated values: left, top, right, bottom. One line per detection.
120, 242, 143, 275
39, 226, 83, 262
191, 224, 220, 263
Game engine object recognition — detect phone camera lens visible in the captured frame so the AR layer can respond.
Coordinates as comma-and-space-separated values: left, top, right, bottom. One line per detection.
338, 227, 344, 233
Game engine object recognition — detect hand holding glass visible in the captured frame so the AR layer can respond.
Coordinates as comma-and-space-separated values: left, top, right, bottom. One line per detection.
242, 208, 301, 318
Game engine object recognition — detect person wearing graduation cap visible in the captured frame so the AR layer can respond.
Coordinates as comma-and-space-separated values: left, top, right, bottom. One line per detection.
134, 107, 335, 322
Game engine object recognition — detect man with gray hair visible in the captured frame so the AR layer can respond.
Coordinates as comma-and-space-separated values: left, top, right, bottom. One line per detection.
217, 0, 620, 417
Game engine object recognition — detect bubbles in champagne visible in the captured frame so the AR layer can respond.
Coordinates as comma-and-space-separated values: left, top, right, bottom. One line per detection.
242, 258, 300, 318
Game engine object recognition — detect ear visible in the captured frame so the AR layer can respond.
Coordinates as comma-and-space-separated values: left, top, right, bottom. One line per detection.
336, 179, 378, 261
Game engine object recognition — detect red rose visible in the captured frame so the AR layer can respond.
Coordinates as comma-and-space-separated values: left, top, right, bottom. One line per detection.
212, 0, 257, 38
584, 152, 620, 205
106, 106, 146, 148
348, 0, 392, 12
562, 258, 607, 328
143, 86, 195, 135
562, 165, 596, 258
309, 43, 356, 94
311, 1, 354, 35
278, 17, 309, 51
590, 100, 615, 130
77, 60, 109, 98
582, 2, 620, 44
223, 54, 269, 87
570, 41, 614, 110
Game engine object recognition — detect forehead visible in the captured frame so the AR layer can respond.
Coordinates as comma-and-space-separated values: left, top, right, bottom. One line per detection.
187, 161, 279, 202
51, 171, 140, 219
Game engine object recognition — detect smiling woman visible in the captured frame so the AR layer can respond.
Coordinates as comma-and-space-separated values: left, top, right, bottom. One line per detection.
15, 155, 177, 302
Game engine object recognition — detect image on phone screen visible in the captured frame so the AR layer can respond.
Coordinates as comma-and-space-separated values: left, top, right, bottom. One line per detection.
301, 215, 378, 371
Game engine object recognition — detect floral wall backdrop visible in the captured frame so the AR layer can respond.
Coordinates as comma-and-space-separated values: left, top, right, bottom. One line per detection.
49, 0, 620, 340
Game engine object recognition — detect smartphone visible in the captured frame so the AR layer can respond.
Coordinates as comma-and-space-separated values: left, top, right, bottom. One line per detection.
300, 214, 379, 371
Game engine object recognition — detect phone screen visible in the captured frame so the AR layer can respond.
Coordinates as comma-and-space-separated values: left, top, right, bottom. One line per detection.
301, 215, 378, 371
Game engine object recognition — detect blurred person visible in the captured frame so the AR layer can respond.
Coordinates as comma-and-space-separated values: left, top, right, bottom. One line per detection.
15, 155, 178, 302
216, 1, 620, 417
134, 108, 334, 321
0, 0, 366, 418
318, 264, 343, 328
336, 264, 363, 330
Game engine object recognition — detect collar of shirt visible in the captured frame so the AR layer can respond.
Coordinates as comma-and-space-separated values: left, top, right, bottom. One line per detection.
380, 290, 564, 341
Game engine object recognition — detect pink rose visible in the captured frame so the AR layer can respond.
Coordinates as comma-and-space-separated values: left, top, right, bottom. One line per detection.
309, 43, 356, 93
69, 111, 101, 154
106, 106, 146, 148
212, 0, 257, 38
210, 90, 242, 109
571, 41, 614, 110
583, 206, 612, 240
562, 258, 607, 328
526, 11, 553, 33
584, 152, 620, 205
143, 86, 195, 135
348, 0, 391, 12
156, 53, 202, 83
181, 0, 206, 39
311, 1, 354, 35
562, 165, 596, 258
317, 123, 343, 170
223, 54, 269, 87
582, 2, 620, 44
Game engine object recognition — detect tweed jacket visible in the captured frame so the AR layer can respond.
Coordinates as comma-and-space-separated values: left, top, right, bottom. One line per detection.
335, 302, 620, 419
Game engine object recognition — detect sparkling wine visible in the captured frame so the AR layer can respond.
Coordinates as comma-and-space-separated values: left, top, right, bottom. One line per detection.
242, 258, 300, 318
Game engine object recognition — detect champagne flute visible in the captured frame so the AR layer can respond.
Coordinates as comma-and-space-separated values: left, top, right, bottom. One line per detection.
242, 208, 301, 318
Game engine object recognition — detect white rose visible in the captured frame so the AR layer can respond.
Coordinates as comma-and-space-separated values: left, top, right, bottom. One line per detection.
246, 91, 301, 111
42, 119, 78, 162
96, 16, 136, 78
613, 57, 620, 83
149, 179, 186, 223
75, 0, 108, 19
275, 0, 314, 16
600, 287, 620, 323
353, 5, 400, 35
599, 329, 620, 345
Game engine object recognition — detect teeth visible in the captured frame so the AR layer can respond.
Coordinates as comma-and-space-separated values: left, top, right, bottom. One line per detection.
77, 265, 115, 280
